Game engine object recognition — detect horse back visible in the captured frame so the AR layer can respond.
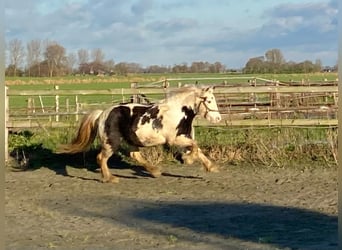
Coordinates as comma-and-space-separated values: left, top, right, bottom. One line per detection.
104, 103, 156, 146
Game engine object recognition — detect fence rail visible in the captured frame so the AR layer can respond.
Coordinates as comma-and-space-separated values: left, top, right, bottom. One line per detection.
7, 85, 338, 96
5, 78, 338, 161
6, 83, 338, 129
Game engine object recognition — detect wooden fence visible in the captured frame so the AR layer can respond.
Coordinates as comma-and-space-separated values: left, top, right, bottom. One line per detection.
5, 77, 338, 161
6, 80, 338, 129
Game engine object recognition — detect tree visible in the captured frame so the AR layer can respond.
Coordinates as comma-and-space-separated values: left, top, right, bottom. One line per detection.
146, 65, 170, 73
265, 49, 285, 65
26, 39, 42, 76
103, 59, 115, 74
264, 49, 285, 73
126, 63, 142, 73
78, 49, 89, 65
208, 62, 226, 73
297, 60, 316, 73
172, 63, 188, 73
91, 48, 105, 63
66, 52, 77, 74
114, 62, 129, 75
44, 42, 66, 77
190, 61, 206, 73
8, 39, 25, 76
243, 56, 264, 74
314, 59, 322, 72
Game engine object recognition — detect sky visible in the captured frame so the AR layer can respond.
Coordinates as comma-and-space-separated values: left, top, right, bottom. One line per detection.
5, 0, 338, 69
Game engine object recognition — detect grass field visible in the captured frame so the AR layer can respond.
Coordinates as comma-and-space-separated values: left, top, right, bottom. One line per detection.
6, 72, 338, 108
6, 72, 338, 86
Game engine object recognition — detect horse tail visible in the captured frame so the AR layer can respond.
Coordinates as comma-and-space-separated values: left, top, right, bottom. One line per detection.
56, 109, 103, 154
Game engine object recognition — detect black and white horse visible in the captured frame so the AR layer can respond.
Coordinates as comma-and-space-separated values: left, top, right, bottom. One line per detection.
57, 86, 222, 183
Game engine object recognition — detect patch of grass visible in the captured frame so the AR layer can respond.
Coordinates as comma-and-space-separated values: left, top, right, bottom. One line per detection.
195, 126, 337, 168
7, 125, 337, 171
167, 234, 178, 244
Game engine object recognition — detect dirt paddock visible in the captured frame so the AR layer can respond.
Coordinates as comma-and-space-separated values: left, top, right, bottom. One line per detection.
5, 154, 337, 250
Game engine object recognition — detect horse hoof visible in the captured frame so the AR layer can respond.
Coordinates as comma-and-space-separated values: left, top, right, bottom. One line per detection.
207, 165, 219, 173
150, 169, 162, 178
184, 158, 194, 165
102, 176, 120, 183
182, 155, 195, 165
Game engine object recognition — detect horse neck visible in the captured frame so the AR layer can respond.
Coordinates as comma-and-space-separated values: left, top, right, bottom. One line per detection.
167, 91, 197, 110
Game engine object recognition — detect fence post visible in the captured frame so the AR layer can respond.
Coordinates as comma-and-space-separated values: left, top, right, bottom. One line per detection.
66, 98, 70, 120
275, 80, 280, 118
55, 85, 59, 122
75, 95, 79, 122
163, 80, 170, 88
131, 82, 138, 103
38, 95, 45, 113
5, 86, 8, 162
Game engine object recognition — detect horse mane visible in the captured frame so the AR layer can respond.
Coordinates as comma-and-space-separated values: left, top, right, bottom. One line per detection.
163, 86, 200, 103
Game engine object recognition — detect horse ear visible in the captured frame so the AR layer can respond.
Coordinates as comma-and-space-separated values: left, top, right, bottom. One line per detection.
204, 86, 214, 93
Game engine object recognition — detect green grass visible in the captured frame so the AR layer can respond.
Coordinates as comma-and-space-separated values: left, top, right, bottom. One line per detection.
6, 72, 338, 109
8, 82, 133, 108
8, 125, 337, 170
6, 72, 338, 85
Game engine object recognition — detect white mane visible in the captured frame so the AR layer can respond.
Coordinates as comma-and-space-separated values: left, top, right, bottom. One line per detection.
159, 86, 200, 105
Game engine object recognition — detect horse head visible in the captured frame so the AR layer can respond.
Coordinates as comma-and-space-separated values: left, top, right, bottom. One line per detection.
196, 86, 221, 123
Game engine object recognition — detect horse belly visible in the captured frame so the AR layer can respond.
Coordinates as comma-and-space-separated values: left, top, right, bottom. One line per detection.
135, 127, 166, 146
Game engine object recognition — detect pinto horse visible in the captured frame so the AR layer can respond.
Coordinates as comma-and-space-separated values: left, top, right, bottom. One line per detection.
57, 86, 222, 183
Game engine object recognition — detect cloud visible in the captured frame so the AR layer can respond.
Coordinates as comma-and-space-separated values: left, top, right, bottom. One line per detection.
199, 0, 338, 65
4, 0, 338, 68
146, 18, 198, 37
264, 1, 336, 39
131, 0, 154, 17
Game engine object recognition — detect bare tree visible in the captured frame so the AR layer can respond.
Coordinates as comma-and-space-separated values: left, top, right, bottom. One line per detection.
44, 42, 66, 77
265, 49, 285, 63
91, 48, 105, 63
314, 59, 322, 72
114, 62, 129, 75
104, 59, 115, 74
26, 39, 42, 76
66, 52, 77, 74
8, 38, 25, 76
265, 49, 285, 73
77, 49, 89, 65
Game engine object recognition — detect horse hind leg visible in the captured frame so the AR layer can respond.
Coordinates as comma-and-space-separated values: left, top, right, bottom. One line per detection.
97, 143, 119, 183
130, 150, 161, 178
197, 148, 219, 173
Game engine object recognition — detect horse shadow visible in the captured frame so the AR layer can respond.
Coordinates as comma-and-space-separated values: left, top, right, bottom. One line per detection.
8, 140, 194, 181
9, 143, 147, 177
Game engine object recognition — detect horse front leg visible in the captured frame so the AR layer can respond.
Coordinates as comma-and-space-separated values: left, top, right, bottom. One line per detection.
196, 148, 219, 173
173, 135, 219, 173
130, 149, 162, 178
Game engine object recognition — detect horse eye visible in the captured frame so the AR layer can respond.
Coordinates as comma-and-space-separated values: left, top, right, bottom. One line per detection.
207, 100, 212, 104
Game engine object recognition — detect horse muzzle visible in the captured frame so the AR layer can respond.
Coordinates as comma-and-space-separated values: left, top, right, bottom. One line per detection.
206, 111, 222, 123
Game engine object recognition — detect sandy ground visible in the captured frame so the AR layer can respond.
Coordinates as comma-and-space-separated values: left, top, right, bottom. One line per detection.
5, 156, 337, 250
